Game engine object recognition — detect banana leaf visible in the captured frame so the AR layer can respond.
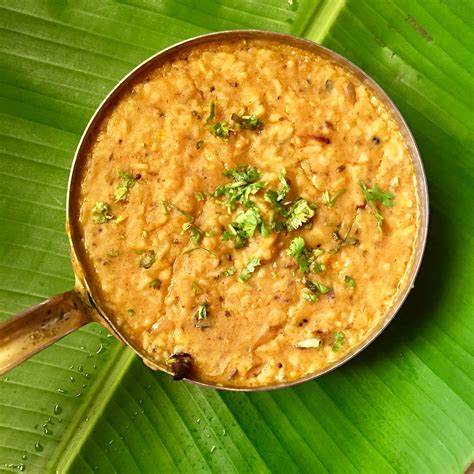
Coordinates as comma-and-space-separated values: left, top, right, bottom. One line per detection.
0, 0, 472, 472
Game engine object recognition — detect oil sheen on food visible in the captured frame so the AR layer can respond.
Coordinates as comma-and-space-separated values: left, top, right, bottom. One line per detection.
77, 40, 419, 388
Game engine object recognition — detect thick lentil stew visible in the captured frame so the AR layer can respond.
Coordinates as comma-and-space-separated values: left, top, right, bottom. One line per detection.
75, 39, 420, 388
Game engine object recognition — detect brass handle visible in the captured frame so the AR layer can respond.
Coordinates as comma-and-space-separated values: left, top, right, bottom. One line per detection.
0, 290, 91, 375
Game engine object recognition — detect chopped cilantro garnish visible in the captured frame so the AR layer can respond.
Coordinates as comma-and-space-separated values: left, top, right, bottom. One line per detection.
304, 277, 332, 295
92, 202, 113, 224
222, 207, 262, 248
213, 166, 267, 212
239, 257, 261, 282
359, 182, 394, 230
149, 279, 162, 289
265, 169, 290, 215
139, 250, 156, 269
205, 101, 215, 125
194, 302, 211, 328
286, 198, 316, 231
106, 249, 118, 258
220, 266, 237, 277
330, 223, 360, 254
332, 331, 345, 352
127, 308, 135, 317
115, 170, 137, 202
209, 121, 233, 141
223, 165, 261, 183
344, 275, 356, 288
287, 237, 312, 273
162, 201, 194, 221
302, 291, 318, 303
231, 113, 264, 130
195, 191, 206, 201
322, 189, 346, 208
313, 261, 326, 273
182, 222, 203, 245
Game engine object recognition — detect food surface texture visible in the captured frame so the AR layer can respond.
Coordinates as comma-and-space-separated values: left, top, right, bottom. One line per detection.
76, 39, 420, 388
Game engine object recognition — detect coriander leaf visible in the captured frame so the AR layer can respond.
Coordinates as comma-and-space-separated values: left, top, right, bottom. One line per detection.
222, 207, 262, 248
313, 262, 326, 273
223, 165, 261, 183
231, 113, 264, 130
239, 257, 261, 282
220, 266, 237, 277
322, 188, 346, 208
139, 250, 156, 269
92, 202, 113, 224
195, 191, 206, 201
304, 277, 332, 295
209, 121, 233, 141
162, 201, 194, 221
115, 170, 137, 201
359, 182, 394, 230
189, 227, 202, 245
194, 302, 211, 328
213, 166, 267, 212
127, 308, 135, 317
264, 169, 290, 215
285, 198, 315, 231
106, 249, 119, 258
302, 291, 318, 303
344, 275, 356, 288
205, 101, 215, 125
332, 331, 345, 352
287, 236, 312, 273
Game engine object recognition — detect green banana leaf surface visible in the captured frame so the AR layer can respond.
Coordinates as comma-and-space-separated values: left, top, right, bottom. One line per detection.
0, 0, 473, 472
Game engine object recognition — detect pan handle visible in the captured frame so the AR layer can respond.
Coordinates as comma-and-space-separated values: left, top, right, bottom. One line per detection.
0, 290, 91, 375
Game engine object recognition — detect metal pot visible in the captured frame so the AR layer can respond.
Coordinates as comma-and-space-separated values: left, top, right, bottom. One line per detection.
0, 30, 429, 391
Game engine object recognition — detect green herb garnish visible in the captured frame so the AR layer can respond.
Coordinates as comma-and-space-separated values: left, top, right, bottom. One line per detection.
302, 291, 318, 303
162, 201, 194, 221
322, 189, 346, 208
92, 202, 113, 224
209, 121, 233, 141
330, 222, 360, 254
195, 191, 206, 201
127, 308, 135, 317
304, 277, 332, 295
287, 237, 312, 273
194, 302, 211, 328
182, 222, 203, 245
106, 249, 119, 258
264, 169, 290, 215
286, 198, 316, 231
231, 113, 264, 130
139, 250, 156, 269
205, 101, 215, 125
359, 182, 394, 230
222, 207, 263, 248
213, 165, 267, 212
344, 275, 356, 288
239, 257, 261, 282
149, 279, 162, 289
115, 170, 137, 202
332, 331, 345, 352
220, 266, 237, 277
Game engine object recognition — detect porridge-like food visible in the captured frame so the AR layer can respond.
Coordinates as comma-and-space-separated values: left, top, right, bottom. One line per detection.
77, 39, 420, 387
